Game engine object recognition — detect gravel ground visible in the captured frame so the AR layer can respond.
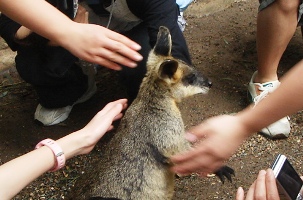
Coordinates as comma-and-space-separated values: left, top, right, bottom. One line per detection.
1, 0, 303, 199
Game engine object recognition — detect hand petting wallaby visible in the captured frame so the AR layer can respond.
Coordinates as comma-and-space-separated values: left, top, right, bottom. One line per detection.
69, 26, 233, 200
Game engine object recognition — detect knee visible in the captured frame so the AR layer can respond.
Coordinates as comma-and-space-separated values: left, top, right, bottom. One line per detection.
274, 0, 300, 14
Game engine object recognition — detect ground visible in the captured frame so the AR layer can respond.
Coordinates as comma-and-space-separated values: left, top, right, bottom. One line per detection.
1, 0, 303, 199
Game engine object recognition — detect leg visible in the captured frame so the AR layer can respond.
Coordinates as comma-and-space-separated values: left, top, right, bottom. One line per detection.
255, 0, 300, 83
16, 46, 96, 125
247, 0, 300, 138
16, 46, 88, 108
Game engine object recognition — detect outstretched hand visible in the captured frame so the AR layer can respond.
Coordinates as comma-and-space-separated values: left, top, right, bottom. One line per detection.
62, 23, 143, 71
171, 115, 250, 176
0, 0, 143, 70
69, 99, 128, 156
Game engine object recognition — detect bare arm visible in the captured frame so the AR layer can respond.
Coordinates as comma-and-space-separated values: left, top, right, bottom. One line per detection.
0, 0, 143, 70
0, 99, 127, 199
171, 60, 303, 175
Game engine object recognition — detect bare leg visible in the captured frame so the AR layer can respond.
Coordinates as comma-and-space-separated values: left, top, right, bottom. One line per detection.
255, 0, 300, 83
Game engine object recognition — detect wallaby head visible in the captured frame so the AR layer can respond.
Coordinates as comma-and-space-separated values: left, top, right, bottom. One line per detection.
139, 26, 212, 103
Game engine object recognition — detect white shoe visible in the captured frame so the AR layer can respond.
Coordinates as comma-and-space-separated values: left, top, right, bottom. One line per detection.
34, 104, 73, 126
248, 71, 290, 139
35, 65, 97, 126
178, 12, 187, 32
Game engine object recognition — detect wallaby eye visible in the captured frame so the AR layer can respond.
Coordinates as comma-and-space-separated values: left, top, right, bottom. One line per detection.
184, 73, 197, 85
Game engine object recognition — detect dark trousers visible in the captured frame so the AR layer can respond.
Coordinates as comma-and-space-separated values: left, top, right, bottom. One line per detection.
119, 22, 151, 102
15, 46, 88, 108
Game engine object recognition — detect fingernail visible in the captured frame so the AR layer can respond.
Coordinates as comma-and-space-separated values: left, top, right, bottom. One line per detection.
236, 187, 243, 197
185, 132, 198, 142
129, 62, 138, 68
133, 44, 141, 50
134, 54, 143, 61
259, 170, 267, 176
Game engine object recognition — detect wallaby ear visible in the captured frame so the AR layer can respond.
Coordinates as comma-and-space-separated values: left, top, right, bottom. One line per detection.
159, 59, 181, 83
154, 26, 172, 56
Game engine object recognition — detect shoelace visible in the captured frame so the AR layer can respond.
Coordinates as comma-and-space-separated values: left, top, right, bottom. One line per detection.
253, 84, 276, 107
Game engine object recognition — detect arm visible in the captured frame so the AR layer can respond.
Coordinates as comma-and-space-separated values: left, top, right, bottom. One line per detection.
0, 0, 143, 70
171, 59, 303, 175
0, 13, 22, 51
0, 99, 128, 199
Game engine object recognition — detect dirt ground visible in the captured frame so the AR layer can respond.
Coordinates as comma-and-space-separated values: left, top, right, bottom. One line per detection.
1, 0, 303, 199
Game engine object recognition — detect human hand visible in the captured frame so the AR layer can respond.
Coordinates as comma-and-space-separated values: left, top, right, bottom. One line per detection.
236, 169, 279, 200
171, 115, 250, 176
58, 99, 128, 158
60, 22, 143, 70
79, 98, 128, 154
15, 26, 32, 40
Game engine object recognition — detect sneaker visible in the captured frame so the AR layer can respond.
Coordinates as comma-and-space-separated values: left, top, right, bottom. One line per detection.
177, 12, 187, 32
34, 104, 73, 126
248, 71, 290, 139
34, 64, 97, 126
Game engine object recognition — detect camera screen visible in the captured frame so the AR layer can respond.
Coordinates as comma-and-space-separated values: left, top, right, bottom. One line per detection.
277, 159, 303, 200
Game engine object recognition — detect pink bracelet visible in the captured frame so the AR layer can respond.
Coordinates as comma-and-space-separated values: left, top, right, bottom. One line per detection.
35, 138, 66, 172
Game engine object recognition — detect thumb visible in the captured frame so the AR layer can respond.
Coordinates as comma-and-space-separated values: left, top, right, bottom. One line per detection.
184, 132, 198, 142
186, 122, 209, 141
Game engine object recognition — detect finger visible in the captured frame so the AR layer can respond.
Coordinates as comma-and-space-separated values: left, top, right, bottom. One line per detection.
112, 113, 123, 121
104, 35, 143, 63
187, 123, 210, 139
265, 169, 279, 200
185, 132, 198, 142
98, 99, 128, 117
254, 170, 267, 199
107, 31, 142, 51
95, 44, 141, 69
90, 103, 124, 134
171, 151, 220, 175
88, 55, 122, 71
236, 187, 245, 200
107, 125, 114, 132
245, 181, 256, 200
92, 103, 124, 124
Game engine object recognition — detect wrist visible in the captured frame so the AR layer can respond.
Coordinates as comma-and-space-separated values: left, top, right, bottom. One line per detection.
55, 21, 81, 50
56, 129, 89, 160
235, 110, 258, 138
35, 139, 65, 171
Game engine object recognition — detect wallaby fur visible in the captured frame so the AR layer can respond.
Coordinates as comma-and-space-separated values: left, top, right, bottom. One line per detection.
69, 26, 211, 200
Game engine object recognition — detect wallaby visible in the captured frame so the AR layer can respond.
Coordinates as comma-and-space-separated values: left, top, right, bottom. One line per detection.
69, 26, 233, 200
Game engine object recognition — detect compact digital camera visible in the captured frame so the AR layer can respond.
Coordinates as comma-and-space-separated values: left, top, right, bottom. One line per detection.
271, 154, 303, 200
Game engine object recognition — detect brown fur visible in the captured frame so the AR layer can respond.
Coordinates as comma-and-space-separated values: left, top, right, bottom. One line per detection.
68, 26, 211, 200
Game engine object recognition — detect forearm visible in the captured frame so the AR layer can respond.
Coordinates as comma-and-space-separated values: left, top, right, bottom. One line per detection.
0, 0, 74, 45
0, 146, 55, 199
0, 130, 84, 199
237, 60, 303, 135
0, 99, 126, 199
